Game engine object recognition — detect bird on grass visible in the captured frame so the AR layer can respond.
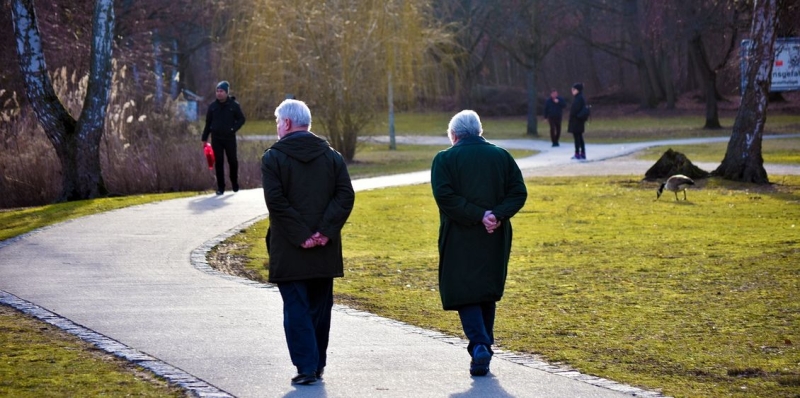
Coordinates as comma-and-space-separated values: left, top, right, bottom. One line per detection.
656, 174, 695, 200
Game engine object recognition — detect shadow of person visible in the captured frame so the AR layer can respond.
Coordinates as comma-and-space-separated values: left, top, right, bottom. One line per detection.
282, 383, 329, 398
186, 193, 233, 214
449, 374, 515, 398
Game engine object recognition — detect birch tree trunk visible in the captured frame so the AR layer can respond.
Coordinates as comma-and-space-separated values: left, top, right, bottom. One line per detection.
11, 0, 114, 201
713, 0, 778, 184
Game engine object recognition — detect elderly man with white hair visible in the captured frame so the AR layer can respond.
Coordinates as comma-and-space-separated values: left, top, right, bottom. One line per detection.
431, 110, 528, 377
261, 99, 355, 385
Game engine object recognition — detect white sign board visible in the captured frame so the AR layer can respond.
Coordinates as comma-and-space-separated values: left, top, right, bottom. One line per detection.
740, 38, 800, 93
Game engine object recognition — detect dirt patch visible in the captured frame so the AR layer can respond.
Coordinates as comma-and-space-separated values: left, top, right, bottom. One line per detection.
207, 242, 267, 283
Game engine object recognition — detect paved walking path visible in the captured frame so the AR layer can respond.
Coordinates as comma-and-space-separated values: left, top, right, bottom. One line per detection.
1, 135, 798, 397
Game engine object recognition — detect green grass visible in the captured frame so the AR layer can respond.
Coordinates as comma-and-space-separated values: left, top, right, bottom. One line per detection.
0, 192, 200, 242
0, 306, 184, 397
636, 138, 800, 165
237, 112, 800, 142
228, 176, 800, 398
348, 142, 535, 178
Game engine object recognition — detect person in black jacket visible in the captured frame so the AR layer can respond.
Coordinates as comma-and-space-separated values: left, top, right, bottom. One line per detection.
567, 82, 589, 160
543, 88, 567, 147
201, 81, 246, 194
261, 99, 355, 385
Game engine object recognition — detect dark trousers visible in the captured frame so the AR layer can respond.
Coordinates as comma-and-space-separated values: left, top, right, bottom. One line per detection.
211, 138, 238, 192
277, 278, 334, 375
573, 132, 585, 155
547, 118, 562, 145
457, 302, 496, 355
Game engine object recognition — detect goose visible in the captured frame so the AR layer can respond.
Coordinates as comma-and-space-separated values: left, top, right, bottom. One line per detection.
657, 174, 695, 200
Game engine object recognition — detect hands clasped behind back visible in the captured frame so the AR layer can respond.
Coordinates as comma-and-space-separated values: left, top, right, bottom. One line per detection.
301, 232, 330, 249
482, 210, 501, 234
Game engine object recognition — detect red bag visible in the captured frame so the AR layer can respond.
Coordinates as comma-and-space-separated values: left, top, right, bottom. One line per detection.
204, 143, 215, 169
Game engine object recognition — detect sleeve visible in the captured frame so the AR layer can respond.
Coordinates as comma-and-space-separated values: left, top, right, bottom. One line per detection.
491, 152, 528, 220
318, 153, 355, 239
431, 152, 485, 226
232, 102, 246, 133
261, 151, 314, 246
201, 104, 212, 141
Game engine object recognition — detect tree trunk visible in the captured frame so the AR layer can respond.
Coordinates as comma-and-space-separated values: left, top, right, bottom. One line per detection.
660, 49, 676, 109
526, 65, 538, 136
11, 0, 113, 201
713, 0, 778, 184
623, 0, 657, 109
689, 33, 722, 129
645, 50, 666, 102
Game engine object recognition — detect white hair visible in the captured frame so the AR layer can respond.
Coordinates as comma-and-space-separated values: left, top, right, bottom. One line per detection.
275, 99, 312, 127
448, 110, 483, 139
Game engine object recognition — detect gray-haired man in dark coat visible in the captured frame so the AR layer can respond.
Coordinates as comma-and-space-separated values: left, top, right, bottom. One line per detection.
261, 99, 355, 385
431, 110, 528, 377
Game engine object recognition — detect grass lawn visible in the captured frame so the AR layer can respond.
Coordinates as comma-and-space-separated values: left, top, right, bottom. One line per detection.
222, 176, 800, 398
239, 112, 800, 142
0, 306, 185, 397
636, 138, 800, 165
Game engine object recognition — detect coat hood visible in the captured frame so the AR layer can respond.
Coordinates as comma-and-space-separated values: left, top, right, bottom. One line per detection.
270, 131, 330, 163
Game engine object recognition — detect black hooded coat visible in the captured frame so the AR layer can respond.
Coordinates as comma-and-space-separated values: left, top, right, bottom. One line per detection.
261, 131, 355, 283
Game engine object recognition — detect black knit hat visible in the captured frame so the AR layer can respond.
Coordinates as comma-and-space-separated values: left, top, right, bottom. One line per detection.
572, 82, 584, 92
216, 81, 230, 93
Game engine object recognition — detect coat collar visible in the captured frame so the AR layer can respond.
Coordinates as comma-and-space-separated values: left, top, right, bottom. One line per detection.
454, 135, 487, 147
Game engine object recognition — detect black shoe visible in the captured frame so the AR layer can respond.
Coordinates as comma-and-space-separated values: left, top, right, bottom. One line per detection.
470, 344, 491, 376
215, 190, 223, 195
470, 361, 490, 376
315, 368, 324, 380
291, 373, 317, 385
552, 143, 559, 147
232, 183, 239, 192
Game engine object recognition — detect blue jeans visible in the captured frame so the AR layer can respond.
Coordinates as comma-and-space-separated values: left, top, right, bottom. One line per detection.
457, 302, 496, 356
277, 278, 333, 374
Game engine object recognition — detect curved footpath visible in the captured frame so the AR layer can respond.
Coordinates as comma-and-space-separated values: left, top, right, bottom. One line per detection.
1, 135, 798, 398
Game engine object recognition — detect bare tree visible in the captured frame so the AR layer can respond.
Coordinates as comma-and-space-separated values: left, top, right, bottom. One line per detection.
221, 0, 450, 162
11, 0, 114, 201
434, 0, 495, 109
682, 0, 748, 129
713, 0, 779, 184
490, 0, 573, 135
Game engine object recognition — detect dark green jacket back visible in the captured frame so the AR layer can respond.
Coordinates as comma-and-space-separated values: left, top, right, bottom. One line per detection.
431, 136, 528, 310
261, 131, 355, 282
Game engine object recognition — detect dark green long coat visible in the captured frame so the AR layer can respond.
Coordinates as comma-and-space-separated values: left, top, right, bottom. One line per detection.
261, 131, 355, 283
431, 135, 527, 310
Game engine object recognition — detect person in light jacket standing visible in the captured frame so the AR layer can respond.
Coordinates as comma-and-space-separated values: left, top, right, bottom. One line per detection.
431, 110, 528, 377
202, 81, 246, 195
261, 99, 355, 385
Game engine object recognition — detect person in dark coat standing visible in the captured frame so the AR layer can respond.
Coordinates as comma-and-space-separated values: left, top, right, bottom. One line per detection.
567, 82, 589, 160
202, 81, 246, 195
261, 99, 355, 385
543, 88, 567, 147
431, 110, 528, 377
